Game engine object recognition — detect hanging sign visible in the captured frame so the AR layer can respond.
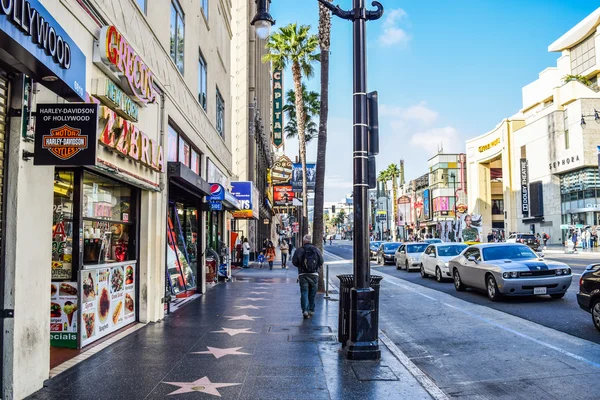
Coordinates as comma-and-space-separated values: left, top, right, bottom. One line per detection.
34, 104, 98, 166
272, 68, 284, 147
520, 158, 529, 216
272, 155, 293, 186
291, 163, 316, 193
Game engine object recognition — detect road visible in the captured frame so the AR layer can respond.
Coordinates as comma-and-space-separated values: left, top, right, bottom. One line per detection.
322, 240, 600, 399
324, 239, 600, 344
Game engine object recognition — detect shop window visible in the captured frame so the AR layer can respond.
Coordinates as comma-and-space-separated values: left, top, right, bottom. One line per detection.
191, 149, 200, 175
136, 0, 146, 13
179, 136, 190, 167
170, 0, 185, 73
167, 203, 198, 294
167, 125, 178, 162
216, 87, 224, 137
198, 52, 207, 110
53, 171, 75, 281
201, 0, 208, 19
82, 172, 134, 264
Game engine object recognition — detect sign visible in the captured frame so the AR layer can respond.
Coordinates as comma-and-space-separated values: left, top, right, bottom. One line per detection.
50, 281, 78, 348
272, 68, 284, 147
272, 155, 293, 186
263, 219, 270, 225
478, 137, 501, 153
0, 0, 86, 101
274, 186, 294, 206
208, 159, 228, 187
520, 158, 529, 216
549, 155, 580, 170
210, 183, 225, 201
456, 203, 468, 213
231, 181, 258, 219
210, 200, 223, 211
94, 25, 157, 105
398, 196, 411, 204
99, 106, 165, 172
291, 163, 316, 192
91, 78, 139, 122
423, 189, 431, 220
34, 104, 97, 166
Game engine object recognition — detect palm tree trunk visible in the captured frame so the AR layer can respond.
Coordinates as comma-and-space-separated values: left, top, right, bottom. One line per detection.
392, 176, 398, 241
292, 62, 309, 235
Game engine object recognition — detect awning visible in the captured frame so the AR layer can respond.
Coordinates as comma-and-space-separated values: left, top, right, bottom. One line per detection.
168, 162, 211, 197
209, 183, 241, 210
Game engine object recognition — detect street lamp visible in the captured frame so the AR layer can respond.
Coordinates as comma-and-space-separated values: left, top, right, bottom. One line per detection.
251, 0, 384, 361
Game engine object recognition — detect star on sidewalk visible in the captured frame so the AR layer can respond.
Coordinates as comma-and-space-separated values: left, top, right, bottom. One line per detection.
211, 327, 257, 336
192, 346, 250, 359
225, 314, 262, 321
234, 305, 265, 310
164, 376, 240, 396
249, 291, 268, 295
243, 297, 267, 301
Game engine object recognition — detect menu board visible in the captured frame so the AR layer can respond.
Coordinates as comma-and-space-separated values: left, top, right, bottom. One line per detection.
50, 281, 79, 348
80, 263, 136, 346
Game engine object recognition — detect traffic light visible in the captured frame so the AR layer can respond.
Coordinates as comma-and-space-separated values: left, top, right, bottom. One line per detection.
367, 91, 379, 156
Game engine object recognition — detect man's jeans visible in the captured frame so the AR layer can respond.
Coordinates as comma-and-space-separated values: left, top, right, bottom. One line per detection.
299, 274, 318, 313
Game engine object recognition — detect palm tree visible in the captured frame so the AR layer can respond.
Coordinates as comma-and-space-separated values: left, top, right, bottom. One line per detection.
313, 0, 332, 292
283, 85, 320, 144
263, 24, 320, 234
377, 170, 391, 239
386, 164, 401, 241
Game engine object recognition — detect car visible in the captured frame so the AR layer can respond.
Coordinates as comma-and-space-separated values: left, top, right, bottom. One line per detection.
369, 241, 383, 260
506, 233, 540, 250
395, 242, 429, 271
423, 238, 443, 244
577, 263, 600, 332
420, 243, 469, 282
376, 242, 401, 265
449, 243, 572, 301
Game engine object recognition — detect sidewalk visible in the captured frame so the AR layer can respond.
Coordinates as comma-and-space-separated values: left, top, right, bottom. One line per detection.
28, 261, 435, 399
542, 244, 600, 255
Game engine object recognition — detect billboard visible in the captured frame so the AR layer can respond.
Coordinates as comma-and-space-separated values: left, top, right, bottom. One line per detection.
397, 196, 411, 226
231, 181, 259, 219
274, 186, 294, 206
423, 189, 431, 220
271, 155, 293, 186
291, 163, 316, 192
272, 69, 284, 147
437, 214, 482, 243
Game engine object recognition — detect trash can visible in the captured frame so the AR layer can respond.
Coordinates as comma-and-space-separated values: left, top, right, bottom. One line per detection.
337, 274, 383, 347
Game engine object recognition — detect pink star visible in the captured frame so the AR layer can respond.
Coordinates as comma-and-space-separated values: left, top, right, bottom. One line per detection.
164, 376, 240, 397
192, 346, 250, 359
211, 327, 257, 336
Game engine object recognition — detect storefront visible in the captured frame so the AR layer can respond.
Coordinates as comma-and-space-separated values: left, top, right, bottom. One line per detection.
231, 181, 260, 254
208, 183, 240, 279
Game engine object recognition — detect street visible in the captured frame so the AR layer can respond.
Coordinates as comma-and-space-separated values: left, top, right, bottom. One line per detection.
323, 240, 600, 399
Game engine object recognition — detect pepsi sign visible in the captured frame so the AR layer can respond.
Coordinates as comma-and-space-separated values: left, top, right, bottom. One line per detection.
210, 183, 225, 201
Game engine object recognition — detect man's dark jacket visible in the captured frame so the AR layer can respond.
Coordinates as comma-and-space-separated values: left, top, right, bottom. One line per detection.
292, 243, 324, 274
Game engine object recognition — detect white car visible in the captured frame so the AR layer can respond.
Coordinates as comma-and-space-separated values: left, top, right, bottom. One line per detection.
420, 243, 469, 282
395, 242, 429, 271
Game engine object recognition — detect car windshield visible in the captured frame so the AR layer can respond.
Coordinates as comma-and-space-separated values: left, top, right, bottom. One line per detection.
370, 242, 382, 248
384, 243, 400, 251
520, 235, 536, 240
482, 245, 537, 261
425, 239, 442, 243
437, 245, 467, 257
407, 244, 428, 253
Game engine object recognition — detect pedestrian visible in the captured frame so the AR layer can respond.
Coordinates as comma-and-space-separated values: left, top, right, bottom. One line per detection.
572, 231, 578, 252
265, 242, 276, 270
242, 238, 250, 268
280, 239, 289, 269
329, 236, 333, 246
543, 232, 549, 248
487, 232, 493, 243
323, 235, 327, 246
292, 234, 324, 319
588, 230, 593, 250
582, 230, 588, 250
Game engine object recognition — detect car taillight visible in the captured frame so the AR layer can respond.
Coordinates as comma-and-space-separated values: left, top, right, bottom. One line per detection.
518, 239, 523, 243
580, 277, 584, 287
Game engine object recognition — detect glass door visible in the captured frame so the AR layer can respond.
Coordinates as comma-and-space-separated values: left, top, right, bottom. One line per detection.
166, 203, 197, 296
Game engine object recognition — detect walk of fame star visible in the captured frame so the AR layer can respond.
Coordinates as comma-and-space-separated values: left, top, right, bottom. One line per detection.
192, 346, 250, 359
234, 305, 265, 309
249, 291, 268, 295
225, 314, 262, 321
243, 297, 267, 301
211, 327, 257, 336
164, 376, 240, 396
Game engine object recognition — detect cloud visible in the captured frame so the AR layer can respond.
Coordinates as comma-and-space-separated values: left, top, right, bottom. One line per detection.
409, 127, 462, 155
380, 101, 438, 125
379, 9, 410, 47
324, 175, 353, 190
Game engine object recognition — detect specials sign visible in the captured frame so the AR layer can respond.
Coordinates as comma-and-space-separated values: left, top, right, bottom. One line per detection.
272, 68, 284, 148
93, 25, 157, 105
34, 104, 98, 166
520, 158, 529, 216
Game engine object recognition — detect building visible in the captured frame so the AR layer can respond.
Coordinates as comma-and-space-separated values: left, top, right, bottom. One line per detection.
0, 1, 233, 398
427, 153, 468, 229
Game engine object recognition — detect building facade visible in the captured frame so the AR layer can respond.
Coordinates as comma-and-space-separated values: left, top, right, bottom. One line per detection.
427, 153, 468, 228
0, 0, 233, 398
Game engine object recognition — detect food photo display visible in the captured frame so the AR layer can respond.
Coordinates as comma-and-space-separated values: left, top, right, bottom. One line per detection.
50, 282, 78, 348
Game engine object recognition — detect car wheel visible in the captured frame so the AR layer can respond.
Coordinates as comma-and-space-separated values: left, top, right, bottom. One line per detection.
486, 274, 502, 302
405, 261, 409, 271
420, 265, 428, 278
453, 269, 465, 292
550, 293, 565, 300
435, 267, 443, 283
592, 299, 600, 332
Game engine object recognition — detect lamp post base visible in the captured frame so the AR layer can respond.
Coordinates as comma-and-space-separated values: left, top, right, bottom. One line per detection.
344, 287, 381, 360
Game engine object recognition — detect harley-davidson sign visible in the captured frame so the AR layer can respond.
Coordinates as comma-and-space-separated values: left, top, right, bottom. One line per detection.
34, 104, 97, 166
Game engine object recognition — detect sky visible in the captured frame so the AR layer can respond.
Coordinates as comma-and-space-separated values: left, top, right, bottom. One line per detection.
269, 0, 598, 202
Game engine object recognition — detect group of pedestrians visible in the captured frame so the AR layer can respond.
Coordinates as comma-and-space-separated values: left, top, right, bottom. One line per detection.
568, 228, 598, 251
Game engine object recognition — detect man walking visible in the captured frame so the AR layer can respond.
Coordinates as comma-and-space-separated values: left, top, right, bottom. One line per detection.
292, 234, 324, 319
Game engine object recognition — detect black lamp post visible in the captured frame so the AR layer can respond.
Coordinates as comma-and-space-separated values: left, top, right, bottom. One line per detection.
252, 0, 384, 360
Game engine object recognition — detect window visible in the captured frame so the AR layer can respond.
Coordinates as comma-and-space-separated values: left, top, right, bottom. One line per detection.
564, 111, 569, 149
136, 0, 146, 13
179, 136, 190, 167
190, 150, 200, 175
167, 125, 178, 162
198, 53, 207, 110
570, 34, 596, 75
168, 124, 202, 175
170, 1, 185, 73
201, 0, 208, 19
216, 87, 224, 137
491, 199, 504, 215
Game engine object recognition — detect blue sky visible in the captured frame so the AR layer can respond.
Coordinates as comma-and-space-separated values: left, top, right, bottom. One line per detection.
270, 1, 598, 202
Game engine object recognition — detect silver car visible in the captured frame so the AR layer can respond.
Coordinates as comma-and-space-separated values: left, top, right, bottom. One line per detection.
420, 243, 468, 282
449, 243, 572, 301
395, 242, 429, 271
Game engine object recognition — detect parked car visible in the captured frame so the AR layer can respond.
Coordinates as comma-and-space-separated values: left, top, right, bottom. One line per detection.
506, 233, 540, 250
449, 243, 572, 301
420, 243, 469, 282
423, 238, 443, 244
369, 241, 383, 260
395, 242, 428, 271
577, 263, 600, 332
376, 242, 401, 265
